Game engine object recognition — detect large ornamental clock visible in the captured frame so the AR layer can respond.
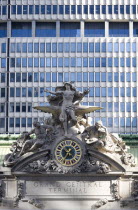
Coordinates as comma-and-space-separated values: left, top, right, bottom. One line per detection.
53, 138, 86, 169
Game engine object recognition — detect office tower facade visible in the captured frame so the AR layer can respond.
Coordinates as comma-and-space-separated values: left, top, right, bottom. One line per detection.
0, 0, 138, 134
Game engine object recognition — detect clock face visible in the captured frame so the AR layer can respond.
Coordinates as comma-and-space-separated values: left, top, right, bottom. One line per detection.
55, 139, 82, 167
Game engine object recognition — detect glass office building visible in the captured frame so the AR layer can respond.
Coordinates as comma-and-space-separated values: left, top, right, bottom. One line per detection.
0, 0, 138, 134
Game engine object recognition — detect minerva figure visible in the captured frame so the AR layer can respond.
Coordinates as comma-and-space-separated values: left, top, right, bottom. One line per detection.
45, 82, 89, 135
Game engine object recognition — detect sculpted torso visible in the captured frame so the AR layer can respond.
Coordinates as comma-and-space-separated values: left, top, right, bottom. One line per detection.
62, 90, 75, 106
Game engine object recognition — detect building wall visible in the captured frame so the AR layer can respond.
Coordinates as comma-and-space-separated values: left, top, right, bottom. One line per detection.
0, 0, 138, 134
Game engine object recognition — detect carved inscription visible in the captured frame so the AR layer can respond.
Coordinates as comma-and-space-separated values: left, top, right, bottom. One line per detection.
26, 181, 111, 196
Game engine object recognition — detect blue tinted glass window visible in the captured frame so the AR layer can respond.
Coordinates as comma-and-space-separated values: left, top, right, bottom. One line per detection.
132, 118, 137, 127
89, 43, 94, 52
47, 5, 51, 14
102, 5, 106, 14
114, 5, 118, 14
28, 42, 33, 52
17, 5, 22, 14
101, 102, 106, 112
83, 72, 88, 82
28, 73, 33, 82
16, 73, 21, 82
96, 5, 100, 14
132, 42, 136, 52
35, 5, 39, 14
41, 5, 45, 14
58, 73, 63, 82
126, 58, 131, 67
64, 72, 69, 82
101, 58, 106, 67
90, 5, 94, 14
71, 58, 76, 67
95, 43, 100, 52
46, 58, 51, 67
83, 58, 88, 67
16, 118, 20, 127
0, 23, 7, 37
52, 73, 57, 82
40, 58, 45, 67
40, 43, 45, 53
133, 87, 137, 97
22, 58, 27, 67
1, 58, 6, 68
58, 58, 63, 67
46, 43, 51, 52
120, 42, 125, 52
89, 58, 94, 67
65, 5, 70, 14
64, 58, 69, 67
95, 87, 100, 97
22, 73, 27, 82
12, 22, 32, 37
126, 73, 131, 82
114, 72, 119, 82
36, 22, 56, 37
109, 22, 129, 37
85, 22, 105, 37
132, 57, 136, 67
22, 43, 27, 52
10, 118, 14, 127
120, 58, 124, 67
40, 73, 44, 82
34, 43, 39, 52
46, 72, 51, 82
95, 72, 100, 82
108, 5, 112, 14
108, 57, 112, 67
133, 102, 137, 112
89, 88, 94, 97
71, 73, 76, 82
10, 73, 15, 82
11, 43, 15, 53
52, 43, 57, 52
59, 5, 64, 14
53, 5, 57, 14
126, 5, 130, 14
114, 102, 119, 111
84, 5, 88, 14
77, 58, 82, 67
114, 58, 119, 67
28, 87, 32, 97
126, 102, 131, 112
29, 5, 33, 14
108, 72, 113, 82
77, 42, 82, 52
28, 118, 32, 127
126, 118, 131, 127
120, 87, 125, 97
95, 58, 100, 67
71, 5, 76, 14
126, 42, 130, 52
16, 58, 21, 67
133, 23, 138, 37
102, 42, 106, 52
114, 88, 119, 97
108, 42, 113, 52
89, 72, 94, 82
34, 58, 39, 67
114, 118, 119, 127
120, 5, 124, 14
132, 5, 136, 14
28, 58, 33, 67
52, 58, 57, 67
108, 87, 113, 97
58, 43, 63, 52
108, 102, 113, 112
77, 5, 82, 14
83, 43, 88, 52
101, 72, 106, 82
60, 22, 80, 37
120, 118, 125, 127
108, 118, 113, 127
101, 87, 106, 97
17, 43, 21, 52
16, 88, 21, 97
23, 5, 28, 14
71, 43, 76, 52
114, 42, 119, 52
64, 43, 70, 52
120, 102, 125, 112
11, 58, 15, 67
1, 73, 5, 83
10, 88, 14, 97
77, 72, 82, 82
11, 5, 16, 14
132, 72, 136, 82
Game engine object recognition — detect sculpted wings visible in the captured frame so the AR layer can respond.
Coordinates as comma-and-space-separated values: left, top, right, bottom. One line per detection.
34, 105, 102, 117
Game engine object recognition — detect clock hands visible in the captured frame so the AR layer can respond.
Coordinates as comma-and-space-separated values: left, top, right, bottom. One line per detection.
62, 148, 73, 163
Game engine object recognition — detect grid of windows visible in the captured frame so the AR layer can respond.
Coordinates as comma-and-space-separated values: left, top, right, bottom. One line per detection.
10, 5, 137, 15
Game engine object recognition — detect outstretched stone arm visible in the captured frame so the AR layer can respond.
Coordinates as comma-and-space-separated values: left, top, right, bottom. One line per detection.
44, 89, 63, 95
